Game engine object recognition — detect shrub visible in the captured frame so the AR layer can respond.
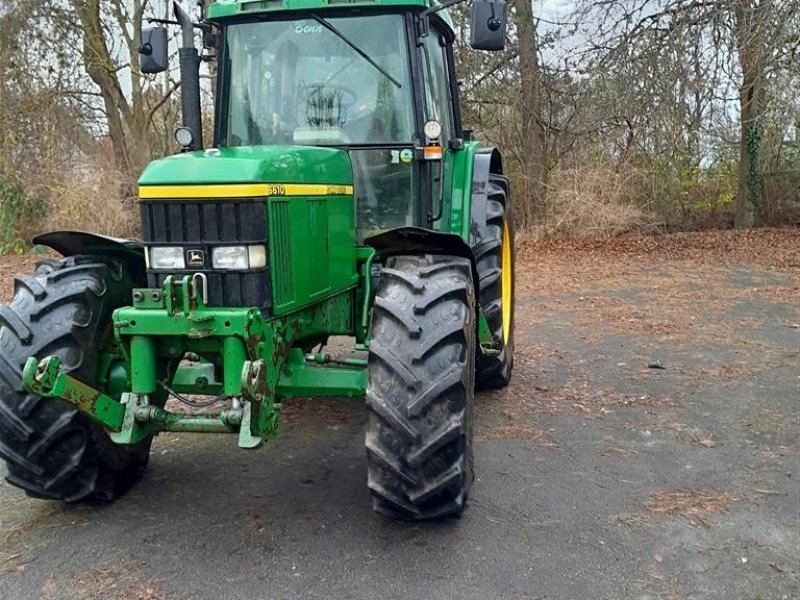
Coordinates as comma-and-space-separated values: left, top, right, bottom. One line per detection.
44, 153, 139, 240
0, 172, 45, 255
524, 164, 662, 240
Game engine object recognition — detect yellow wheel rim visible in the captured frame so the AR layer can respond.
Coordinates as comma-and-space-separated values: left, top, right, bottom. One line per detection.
501, 220, 512, 344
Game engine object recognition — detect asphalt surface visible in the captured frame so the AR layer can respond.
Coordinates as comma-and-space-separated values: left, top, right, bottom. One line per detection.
1, 245, 798, 599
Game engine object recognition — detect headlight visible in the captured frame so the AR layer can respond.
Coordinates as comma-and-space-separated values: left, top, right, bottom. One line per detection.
150, 246, 185, 270
212, 246, 249, 270
212, 245, 267, 270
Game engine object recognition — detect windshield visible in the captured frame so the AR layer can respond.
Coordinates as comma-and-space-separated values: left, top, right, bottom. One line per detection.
224, 15, 415, 147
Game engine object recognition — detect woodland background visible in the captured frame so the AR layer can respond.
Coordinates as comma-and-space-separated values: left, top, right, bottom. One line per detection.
0, 0, 797, 254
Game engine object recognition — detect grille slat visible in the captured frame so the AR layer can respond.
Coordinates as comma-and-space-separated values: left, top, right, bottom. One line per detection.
270, 200, 294, 309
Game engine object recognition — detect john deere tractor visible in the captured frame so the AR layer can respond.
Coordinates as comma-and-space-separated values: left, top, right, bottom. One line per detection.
0, 0, 514, 520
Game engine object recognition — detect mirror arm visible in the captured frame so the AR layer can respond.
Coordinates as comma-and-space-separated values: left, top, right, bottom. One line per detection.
422, 0, 470, 18
146, 17, 180, 26
146, 17, 210, 33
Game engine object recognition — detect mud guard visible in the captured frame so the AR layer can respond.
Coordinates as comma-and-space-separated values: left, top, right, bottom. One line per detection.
34, 230, 146, 281
364, 226, 480, 304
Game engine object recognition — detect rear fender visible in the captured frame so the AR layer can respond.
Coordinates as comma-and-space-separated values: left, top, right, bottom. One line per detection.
470, 147, 504, 244
34, 230, 147, 282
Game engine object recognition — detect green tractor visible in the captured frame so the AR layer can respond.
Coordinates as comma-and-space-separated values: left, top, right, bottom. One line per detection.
0, 0, 515, 520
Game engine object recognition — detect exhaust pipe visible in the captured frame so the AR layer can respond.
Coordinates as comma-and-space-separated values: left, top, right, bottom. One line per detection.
174, 1, 203, 151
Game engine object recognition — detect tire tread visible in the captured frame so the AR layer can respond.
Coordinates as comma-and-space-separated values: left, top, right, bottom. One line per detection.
366, 254, 476, 520
0, 256, 150, 503
474, 176, 515, 389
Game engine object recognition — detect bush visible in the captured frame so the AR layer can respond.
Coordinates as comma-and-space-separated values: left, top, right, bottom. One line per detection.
0, 172, 45, 255
524, 165, 662, 240
44, 150, 139, 240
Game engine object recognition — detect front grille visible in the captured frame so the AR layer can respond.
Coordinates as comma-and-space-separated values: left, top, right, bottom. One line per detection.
270, 200, 294, 309
140, 198, 270, 311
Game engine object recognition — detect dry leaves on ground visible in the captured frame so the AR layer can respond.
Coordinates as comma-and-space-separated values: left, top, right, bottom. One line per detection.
475, 425, 558, 448
516, 228, 800, 296
644, 488, 740, 518
39, 562, 179, 600
484, 380, 673, 423
281, 397, 355, 424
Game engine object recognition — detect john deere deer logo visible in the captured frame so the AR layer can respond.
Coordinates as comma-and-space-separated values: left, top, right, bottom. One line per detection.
186, 249, 205, 268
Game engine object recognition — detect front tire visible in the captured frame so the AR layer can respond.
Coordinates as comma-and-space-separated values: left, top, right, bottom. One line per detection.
0, 256, 150, 502
365, 255, 477, 520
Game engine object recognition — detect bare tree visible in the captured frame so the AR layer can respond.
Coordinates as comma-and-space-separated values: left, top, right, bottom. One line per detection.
514, 0, 547, 223
575, 0, 799, 227
71, 0, 185, 188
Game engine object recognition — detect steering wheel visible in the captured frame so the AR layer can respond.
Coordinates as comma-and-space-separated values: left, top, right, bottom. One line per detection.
297, 83, 358, 127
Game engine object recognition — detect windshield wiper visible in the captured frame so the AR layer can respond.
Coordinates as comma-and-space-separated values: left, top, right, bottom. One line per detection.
310, 14, 402, 89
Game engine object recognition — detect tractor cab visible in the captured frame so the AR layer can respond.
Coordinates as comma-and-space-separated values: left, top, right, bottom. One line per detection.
216, 8, 459, 240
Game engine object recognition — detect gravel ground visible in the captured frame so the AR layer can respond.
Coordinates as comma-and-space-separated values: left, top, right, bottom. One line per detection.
0, 229, 798, 600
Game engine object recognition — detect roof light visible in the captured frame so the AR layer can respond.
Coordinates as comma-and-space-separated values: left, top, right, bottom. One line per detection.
423, 120, 443, 141
175, 126, 194, 148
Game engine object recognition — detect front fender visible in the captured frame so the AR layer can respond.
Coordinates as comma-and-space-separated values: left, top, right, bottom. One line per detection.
364, 226, 480, 300
34, 230, 146, 281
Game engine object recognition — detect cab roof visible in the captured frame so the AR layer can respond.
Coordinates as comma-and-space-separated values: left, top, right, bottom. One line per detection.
207, 0, 455, 32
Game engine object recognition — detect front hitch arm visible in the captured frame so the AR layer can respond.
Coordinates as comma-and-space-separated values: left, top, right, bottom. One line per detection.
22, 356, 127, 432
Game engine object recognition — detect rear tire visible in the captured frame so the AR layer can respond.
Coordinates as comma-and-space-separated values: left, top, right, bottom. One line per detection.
0, 256, 150, 502
366, 255, 476, 520
473, 175, 515, 389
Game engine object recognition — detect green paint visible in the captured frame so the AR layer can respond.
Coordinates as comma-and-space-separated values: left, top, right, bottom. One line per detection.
478, 312, 494, 345
105, 362, 131, 399
138, 146, 353, 187
445, 141, 484, 239
130, 336, 157, 393
206, 0, 444, 21
137, 405, 243, 432
171, 361, 223, 395
22, 357, 126, 432
223, 337, 248, 396
277, 349, 366, 398
268, 194, 358, 315
207, 0, 456, 31
94, 278, 360, 445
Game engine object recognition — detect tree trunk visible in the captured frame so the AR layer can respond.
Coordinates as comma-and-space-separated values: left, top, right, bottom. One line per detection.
733, 0, 769, 228
514, 0, 546, 226
736, 77, 760, 228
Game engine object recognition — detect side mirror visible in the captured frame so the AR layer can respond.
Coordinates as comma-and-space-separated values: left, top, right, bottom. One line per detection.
139, 27, 168, 74
470, 0, 508, 51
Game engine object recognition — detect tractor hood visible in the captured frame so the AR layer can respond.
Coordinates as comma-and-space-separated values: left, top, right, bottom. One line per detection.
138, 145, 353, 187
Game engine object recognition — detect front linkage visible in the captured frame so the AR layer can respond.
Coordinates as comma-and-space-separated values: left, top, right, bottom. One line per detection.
22, 274, 365, 449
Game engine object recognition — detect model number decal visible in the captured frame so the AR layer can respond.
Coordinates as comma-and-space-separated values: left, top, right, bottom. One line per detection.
265, 184, 287, 196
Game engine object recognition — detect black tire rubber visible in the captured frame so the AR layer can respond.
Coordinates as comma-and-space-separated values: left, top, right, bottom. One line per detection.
0, 255, 151, 502
365, 254, 476, 520
473, 174, 515, 389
